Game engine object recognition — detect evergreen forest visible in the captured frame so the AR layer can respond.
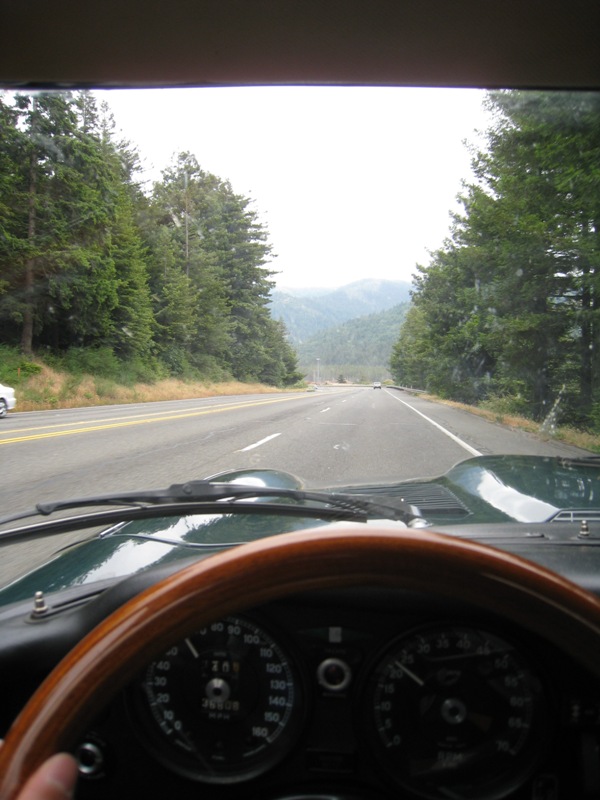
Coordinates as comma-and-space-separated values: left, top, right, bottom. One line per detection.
297, 303, 409, 381
0, 92, 302, 387
390, 91, 600, 432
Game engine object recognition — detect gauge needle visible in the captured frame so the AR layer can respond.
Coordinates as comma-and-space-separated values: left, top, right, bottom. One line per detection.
186, 638, 200, 658
394, 660, 424, 686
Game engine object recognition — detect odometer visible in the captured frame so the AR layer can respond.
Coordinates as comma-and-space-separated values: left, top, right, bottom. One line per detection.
132, 616, 302, 783
366, 624, 546, 800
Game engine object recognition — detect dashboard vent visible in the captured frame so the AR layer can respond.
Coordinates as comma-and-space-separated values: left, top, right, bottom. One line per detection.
358, 483, 471, 519
398, 484, 471, 518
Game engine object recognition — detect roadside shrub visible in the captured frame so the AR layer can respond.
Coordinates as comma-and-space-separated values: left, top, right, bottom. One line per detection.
62, 347, 122, 379
94, 378, 120, 399
590, 403, 600, 435
480, 393, 531, 419
25, 386, 60, 408
112, 357, 161, 386
0, 345, 43, 384
60, 347, 164, 386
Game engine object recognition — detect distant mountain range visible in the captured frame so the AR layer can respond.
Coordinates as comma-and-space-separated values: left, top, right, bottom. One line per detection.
296, 302, 409, 371
269, 279, 412, 344
268, 279, 412, 380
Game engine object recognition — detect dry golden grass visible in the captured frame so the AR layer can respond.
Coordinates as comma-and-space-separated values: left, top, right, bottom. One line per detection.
549, 426, 600, 453
16, 364, 291, 412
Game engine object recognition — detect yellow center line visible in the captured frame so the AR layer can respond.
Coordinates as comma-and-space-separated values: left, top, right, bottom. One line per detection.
0, 394, 311, 445
1, 398, 279, 436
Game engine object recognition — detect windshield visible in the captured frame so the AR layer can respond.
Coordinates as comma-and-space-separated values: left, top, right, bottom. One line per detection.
0, 87, 599, 584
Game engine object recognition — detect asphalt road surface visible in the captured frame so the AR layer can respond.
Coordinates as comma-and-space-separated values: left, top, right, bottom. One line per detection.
0, 386, 591, 586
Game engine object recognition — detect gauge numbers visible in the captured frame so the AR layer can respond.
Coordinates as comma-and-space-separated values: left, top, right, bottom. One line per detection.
368, 624, 546, 800
136, 616, 302, 783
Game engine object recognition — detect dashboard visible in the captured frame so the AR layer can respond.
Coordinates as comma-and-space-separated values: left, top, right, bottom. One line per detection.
58, 588, 600, 800
3, 525, 600, 800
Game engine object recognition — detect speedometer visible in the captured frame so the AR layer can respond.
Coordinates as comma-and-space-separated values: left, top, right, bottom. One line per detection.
131, 615, 303, 783
365, 624, 547, 800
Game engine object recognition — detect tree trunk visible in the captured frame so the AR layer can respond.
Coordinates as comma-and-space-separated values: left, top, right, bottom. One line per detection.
20, 142, 37, 355
579, 263, 594, 419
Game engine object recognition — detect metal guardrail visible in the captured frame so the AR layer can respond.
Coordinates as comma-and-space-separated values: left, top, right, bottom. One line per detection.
387, 385, 426, 394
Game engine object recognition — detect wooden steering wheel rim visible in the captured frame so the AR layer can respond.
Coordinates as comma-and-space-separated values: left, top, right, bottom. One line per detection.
2, 525, 600, 798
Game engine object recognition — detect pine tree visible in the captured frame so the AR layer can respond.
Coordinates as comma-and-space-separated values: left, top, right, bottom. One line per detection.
391, 90, 600, 426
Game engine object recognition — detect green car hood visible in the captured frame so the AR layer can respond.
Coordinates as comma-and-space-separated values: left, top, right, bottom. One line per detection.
332, 454, 600, 526
1, 456, 598, 606
0, 469, 325, 606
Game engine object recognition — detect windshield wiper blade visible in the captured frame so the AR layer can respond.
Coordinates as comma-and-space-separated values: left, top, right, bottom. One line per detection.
559, 456, 600, 469
0, 502, 374, 547
0, 480, 421, 530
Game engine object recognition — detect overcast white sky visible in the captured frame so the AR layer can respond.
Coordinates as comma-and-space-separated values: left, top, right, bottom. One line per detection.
97, 87, 491, 289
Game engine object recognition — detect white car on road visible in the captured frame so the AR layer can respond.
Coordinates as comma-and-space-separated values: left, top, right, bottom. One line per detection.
0, 382, 16, 417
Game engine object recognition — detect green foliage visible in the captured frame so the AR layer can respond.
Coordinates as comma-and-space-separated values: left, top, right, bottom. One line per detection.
57, 347, 165, 385
0, 92, 300, 389
390, 306, 436, 390
61, 346, 122, 378
479, 387, 533, 419
390, 91, 600, 426
140, 152, 298, 386
0, 344, 42, 383
590, 403, 600, 435
297, 304, 408, 375
94, 377, 120, 399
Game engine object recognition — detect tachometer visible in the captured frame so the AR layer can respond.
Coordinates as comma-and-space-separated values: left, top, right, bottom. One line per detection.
132, 615, 303, 783
366, 624, 546, 800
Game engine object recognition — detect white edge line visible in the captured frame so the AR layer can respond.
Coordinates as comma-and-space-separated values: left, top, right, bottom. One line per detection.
388, 393, 482, 457
320, 407, 331, 413
238, 432, 282, 452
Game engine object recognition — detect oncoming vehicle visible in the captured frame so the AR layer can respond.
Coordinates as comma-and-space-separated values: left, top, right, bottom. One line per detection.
0, 3, 599, 800
0, 383, 15, 417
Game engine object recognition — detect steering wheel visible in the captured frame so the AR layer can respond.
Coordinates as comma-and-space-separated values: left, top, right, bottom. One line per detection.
2, 526, 600, 798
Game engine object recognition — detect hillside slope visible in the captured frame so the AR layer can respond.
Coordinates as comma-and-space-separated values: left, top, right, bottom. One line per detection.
296, 302, 410, 369
270, 279, 412, 343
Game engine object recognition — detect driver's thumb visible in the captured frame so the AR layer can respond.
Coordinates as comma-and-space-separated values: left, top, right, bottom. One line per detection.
17, 753, 78, 800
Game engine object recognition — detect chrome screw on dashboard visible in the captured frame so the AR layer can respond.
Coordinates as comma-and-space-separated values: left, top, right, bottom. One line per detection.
31, 591, 49, 618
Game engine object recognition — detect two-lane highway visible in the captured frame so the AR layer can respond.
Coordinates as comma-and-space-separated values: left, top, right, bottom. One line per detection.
0, 386, 591, 584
